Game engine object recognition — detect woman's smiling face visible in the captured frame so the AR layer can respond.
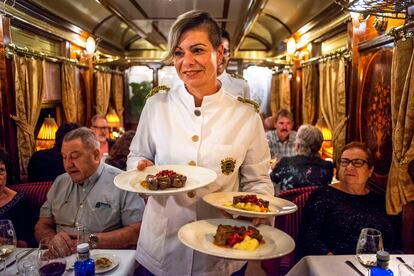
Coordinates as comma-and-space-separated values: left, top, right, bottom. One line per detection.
173, 27, 222, 92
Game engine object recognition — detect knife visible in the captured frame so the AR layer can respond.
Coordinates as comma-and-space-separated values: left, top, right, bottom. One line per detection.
0, 248, 36, 272
345, 260, 365, 276
396, 256, 414, 274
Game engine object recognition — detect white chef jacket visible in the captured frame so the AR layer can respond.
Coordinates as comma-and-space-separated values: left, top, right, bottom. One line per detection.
127, 83, 273, 276
218, 71, 251, 99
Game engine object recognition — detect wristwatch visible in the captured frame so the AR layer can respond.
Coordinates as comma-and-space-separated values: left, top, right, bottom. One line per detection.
88, 233, 98, 249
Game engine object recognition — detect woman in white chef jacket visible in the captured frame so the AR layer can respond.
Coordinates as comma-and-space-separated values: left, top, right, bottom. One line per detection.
127, 10, 273, 276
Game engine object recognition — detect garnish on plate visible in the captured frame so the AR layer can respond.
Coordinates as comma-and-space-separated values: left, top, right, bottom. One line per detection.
140, 169, 187, 190
224, 194, 270, 212
213, 224, 264, 251
95, 257, 112, 269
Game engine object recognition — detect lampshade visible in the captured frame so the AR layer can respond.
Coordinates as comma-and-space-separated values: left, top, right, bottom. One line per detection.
36, 115, 58, 150
315, 117, 332, 141
287, 37, 296, 56
85, 36, 96, 54
106, 108, 120, 128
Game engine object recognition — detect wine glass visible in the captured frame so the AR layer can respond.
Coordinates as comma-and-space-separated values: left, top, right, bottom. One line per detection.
0, 219, 17, 273
356, 228, 383, 267
37, 238, 66, 276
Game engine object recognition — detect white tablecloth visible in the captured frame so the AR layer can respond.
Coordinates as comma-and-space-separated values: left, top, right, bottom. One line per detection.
4, 248, 136, 275
287, 255, 414, 276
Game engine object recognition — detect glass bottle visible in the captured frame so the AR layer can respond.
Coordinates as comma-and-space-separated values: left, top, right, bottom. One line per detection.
370, 251, 394, 276
74, 243, 95, 276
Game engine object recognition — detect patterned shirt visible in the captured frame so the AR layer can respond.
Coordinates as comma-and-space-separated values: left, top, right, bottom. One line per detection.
266, 130, 297, 160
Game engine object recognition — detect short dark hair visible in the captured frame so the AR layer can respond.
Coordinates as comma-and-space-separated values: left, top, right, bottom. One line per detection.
337, 142, 374, 168
275, 109, 293, 122
56, 123, 80, 149
220, 28, 231, 45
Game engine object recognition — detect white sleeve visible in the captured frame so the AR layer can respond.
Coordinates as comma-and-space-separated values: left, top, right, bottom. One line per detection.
239, 113, 274, 196
126, 101, 156, 170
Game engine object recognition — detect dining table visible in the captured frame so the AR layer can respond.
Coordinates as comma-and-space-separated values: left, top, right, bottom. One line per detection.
286, 254, 414, 276
3, 247, 136, 275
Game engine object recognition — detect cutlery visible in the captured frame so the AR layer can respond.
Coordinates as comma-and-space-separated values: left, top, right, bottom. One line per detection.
397, 257, 414, 274
0, 248, 36, 272
345, 260, 365, 276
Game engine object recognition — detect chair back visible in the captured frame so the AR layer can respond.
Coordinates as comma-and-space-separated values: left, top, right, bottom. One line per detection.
8, 182, 53, 210
262, 186, 318, 276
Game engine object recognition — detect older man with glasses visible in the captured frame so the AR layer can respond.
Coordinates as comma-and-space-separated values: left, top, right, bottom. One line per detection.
217, 28, 251, 99
90, 114, 114, 159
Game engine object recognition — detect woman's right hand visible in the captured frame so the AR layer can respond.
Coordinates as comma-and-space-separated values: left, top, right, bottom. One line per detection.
137, 159, 154, 171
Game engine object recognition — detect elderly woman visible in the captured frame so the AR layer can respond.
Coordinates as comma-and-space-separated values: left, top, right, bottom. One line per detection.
127, 10, 273, 276
297, 142, 395, 258
270, 124, 334, 192
0, 148, 36, 247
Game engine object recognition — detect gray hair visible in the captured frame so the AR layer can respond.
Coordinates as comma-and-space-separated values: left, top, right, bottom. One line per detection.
295, 124, 323, 156
63, 127, 100, 151
163, 10, 221, 64
91, 114, 107, 126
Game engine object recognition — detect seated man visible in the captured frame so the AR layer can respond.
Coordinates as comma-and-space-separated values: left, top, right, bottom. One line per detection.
35, 127, 145, 256
90, 114, 114, 159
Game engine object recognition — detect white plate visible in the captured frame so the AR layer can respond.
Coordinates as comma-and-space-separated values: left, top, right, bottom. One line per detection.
93, 253, 119, 274
114, 165, 217, 195
178, 219, 295, 260
202, 192, 297, 218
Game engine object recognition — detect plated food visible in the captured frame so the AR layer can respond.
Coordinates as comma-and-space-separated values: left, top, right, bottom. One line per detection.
140, 169, 187, 190
203, 192, 297, 218
178, 219, 295, 260
92, 253, 119, 273
95, 256, 112, 269
228, 194, 270, 213
114, 165, 217, 196
214, 224, 264, 251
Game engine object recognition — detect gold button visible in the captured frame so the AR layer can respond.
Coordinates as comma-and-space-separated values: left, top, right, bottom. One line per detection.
187, 191, 195, 198
188, 160, 196, 166
192, 135, 199, 142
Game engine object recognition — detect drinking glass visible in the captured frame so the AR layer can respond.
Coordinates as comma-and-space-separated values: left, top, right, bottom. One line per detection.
356, 228, 383, 267
76, 225, 88, 245
37, 238, 66, 276
16, 249, 37, 275
0, 219, 17, 273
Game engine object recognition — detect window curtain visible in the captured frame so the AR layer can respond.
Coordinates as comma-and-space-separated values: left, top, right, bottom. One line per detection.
111, 74, 124, 124
61, 63, 82, 123
270, 74, 279, 117
95, 72, 112, 115
319, 57, 347, 160
279, 72, 291, 111
11, 56, 45, 177
386, 38, 414, 215
301, 64, 318, 124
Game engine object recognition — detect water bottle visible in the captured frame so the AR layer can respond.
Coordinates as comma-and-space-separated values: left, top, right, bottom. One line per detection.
370, 251, 393, 276
74, 243, 95, 276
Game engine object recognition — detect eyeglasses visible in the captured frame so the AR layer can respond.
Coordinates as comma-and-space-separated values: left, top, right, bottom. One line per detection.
338, 158, 368, 168
223, 48, 231, 57
0, 168, 6, 175
92, 126, 109, 131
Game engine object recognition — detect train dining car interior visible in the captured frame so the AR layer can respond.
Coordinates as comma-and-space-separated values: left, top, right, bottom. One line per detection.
0, 0, 413, 275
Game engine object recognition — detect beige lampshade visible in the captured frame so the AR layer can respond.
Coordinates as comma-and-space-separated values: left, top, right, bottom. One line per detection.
106, 108, 120, 128
315, 117, 332, 141
36, 115, 58, 150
